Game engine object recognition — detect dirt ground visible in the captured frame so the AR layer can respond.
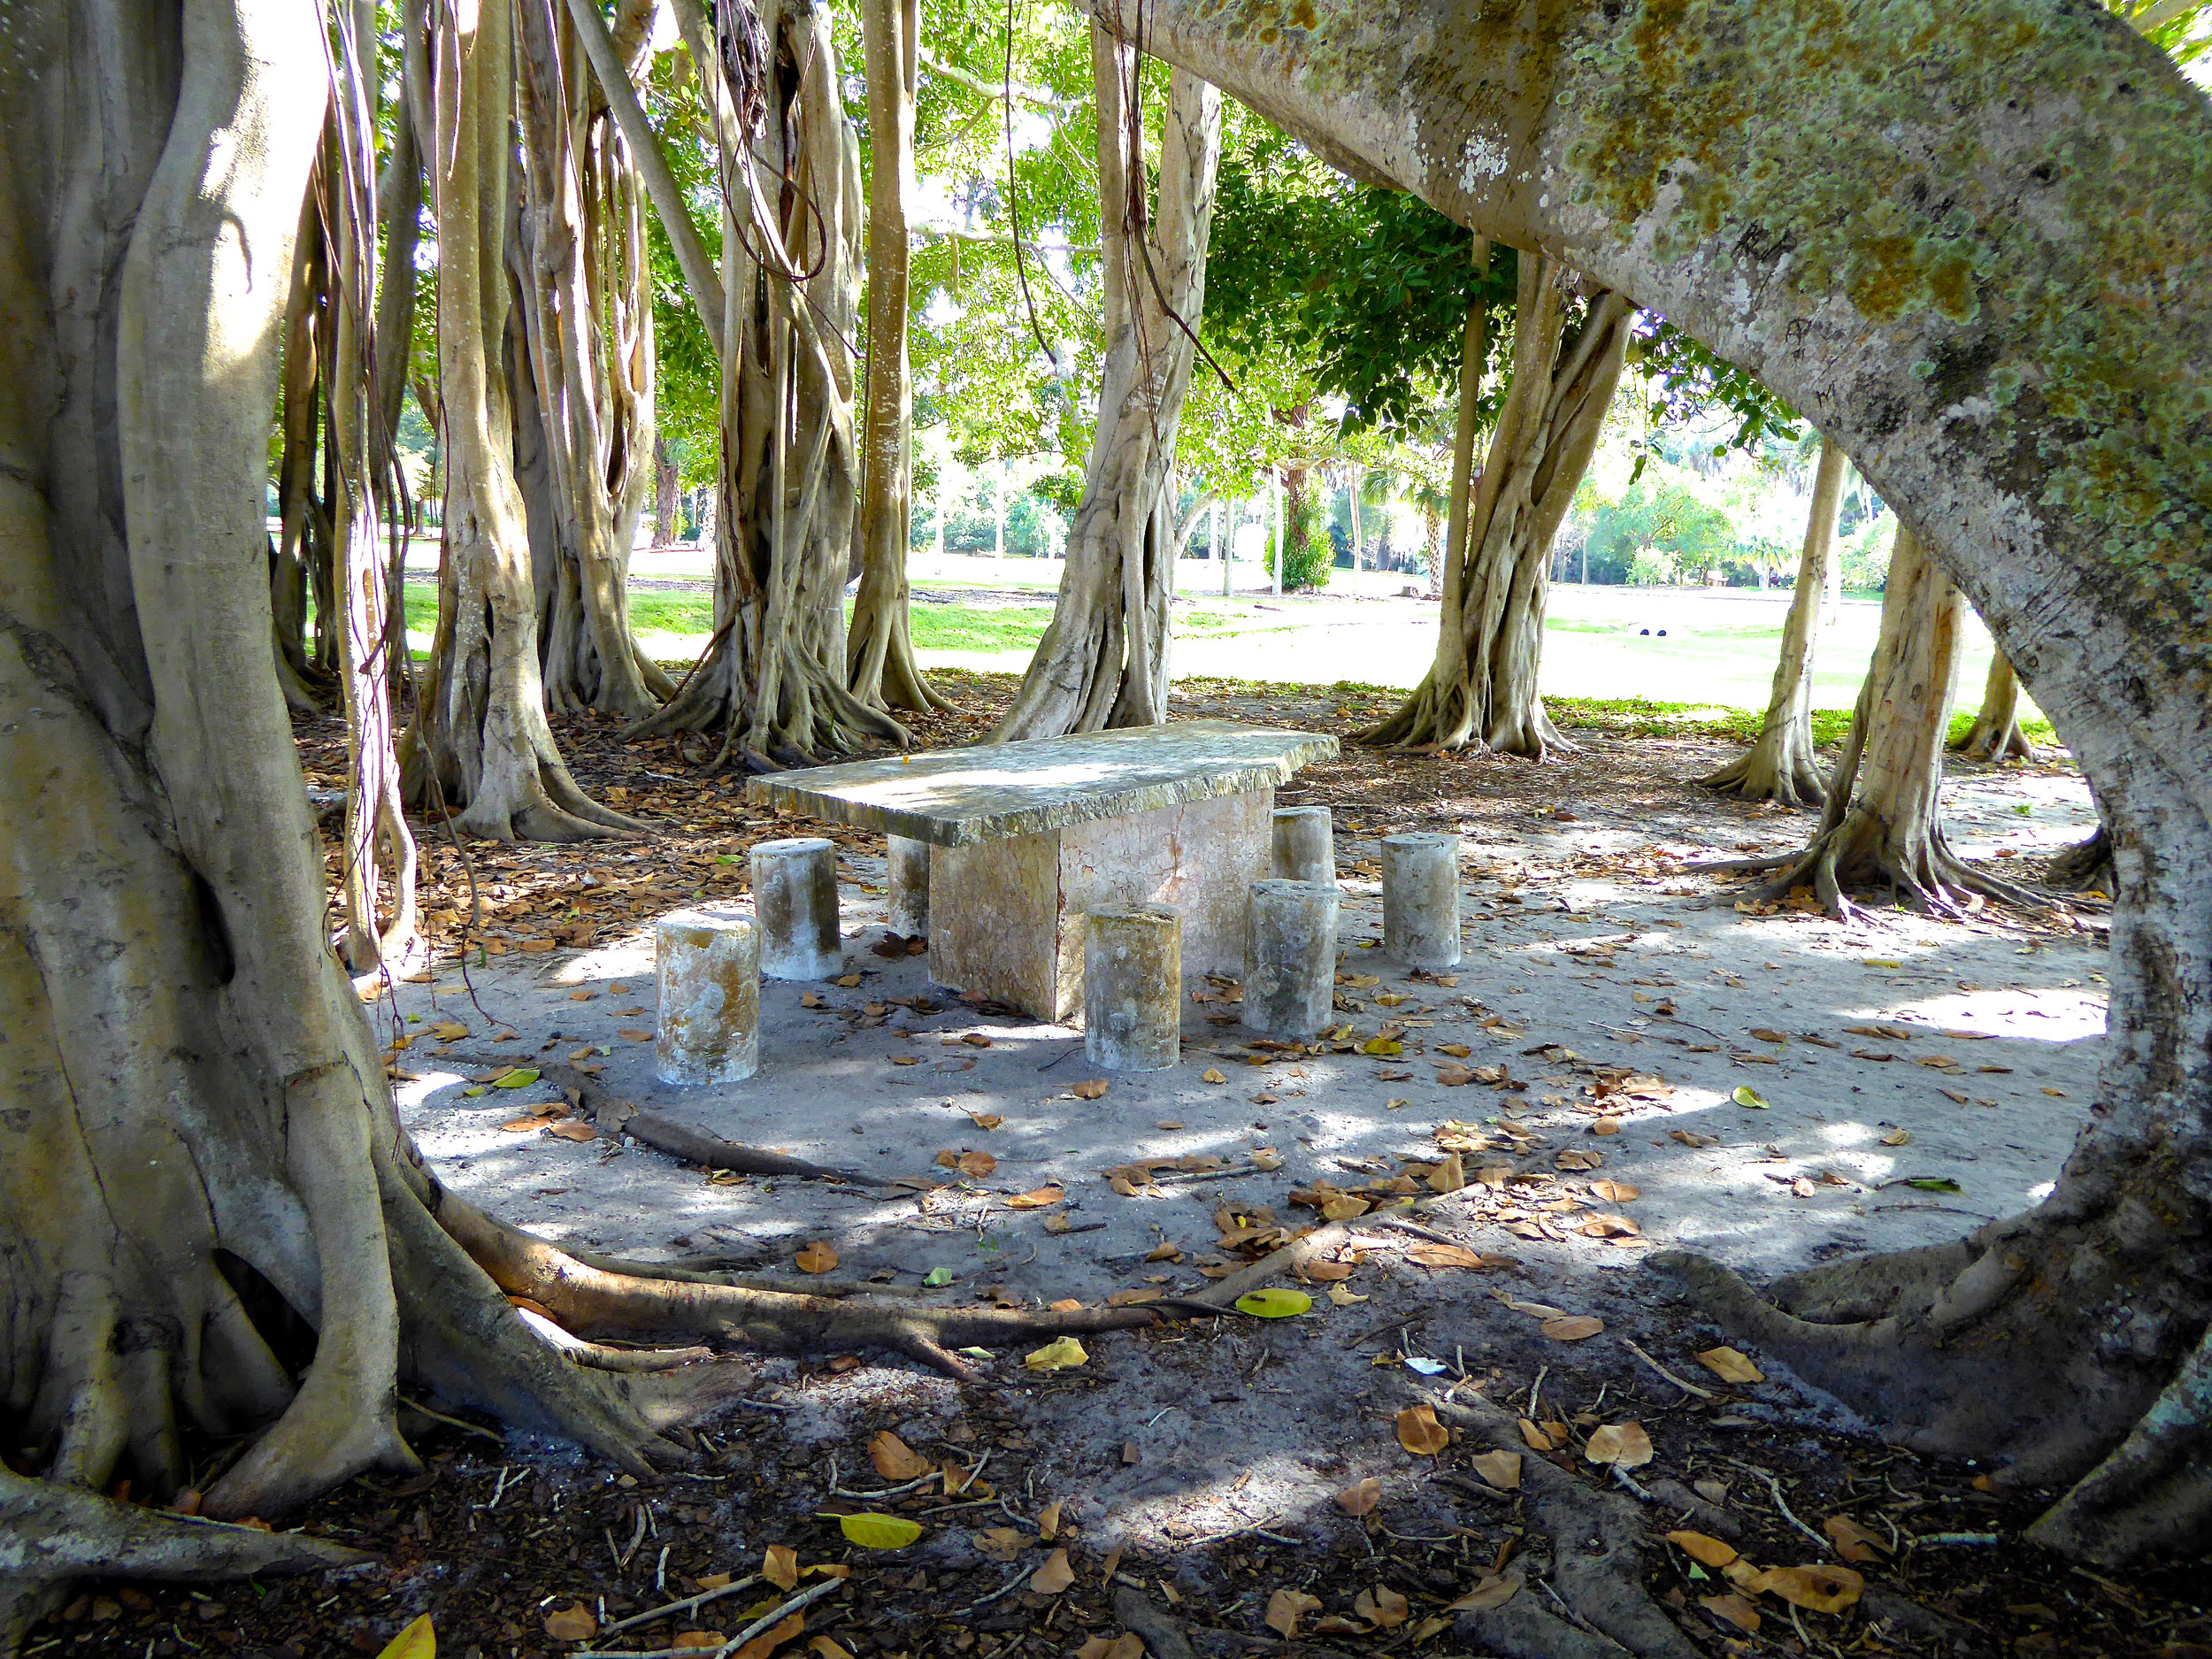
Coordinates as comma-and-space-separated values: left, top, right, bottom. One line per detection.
38, 672, 2205, 1659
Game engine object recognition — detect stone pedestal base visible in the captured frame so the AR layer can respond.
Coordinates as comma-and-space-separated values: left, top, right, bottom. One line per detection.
929, 787, 1271, 1021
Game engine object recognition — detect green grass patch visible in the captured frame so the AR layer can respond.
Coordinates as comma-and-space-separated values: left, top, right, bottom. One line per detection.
905, 603, 1055, 653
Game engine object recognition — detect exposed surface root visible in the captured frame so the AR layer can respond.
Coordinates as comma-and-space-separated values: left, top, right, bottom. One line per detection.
2048, 823, 2115, 893
1695, 720, 1826, 810
621, 1108, 918, 1189
1698, 809, 2047, 921
1423, 1393, 1704, 1659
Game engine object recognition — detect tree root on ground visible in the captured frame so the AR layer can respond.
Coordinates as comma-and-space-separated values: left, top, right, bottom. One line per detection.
2047, 823, 2115, 894
1422, 1392, 1705, 1659
1695, 725, 1826, 810
1695, 809, 2047, 922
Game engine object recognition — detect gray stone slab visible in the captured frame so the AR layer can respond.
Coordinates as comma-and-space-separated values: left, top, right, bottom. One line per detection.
745, 720, 1340, 847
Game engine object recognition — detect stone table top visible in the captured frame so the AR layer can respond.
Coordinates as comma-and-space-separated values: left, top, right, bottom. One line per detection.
745, 720, 1340, 847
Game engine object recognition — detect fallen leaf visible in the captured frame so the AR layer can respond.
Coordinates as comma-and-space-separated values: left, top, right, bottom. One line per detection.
1354, 1586, 1410, 1631
1669, 1129, 1718, 1148
1202, 1068, 1228, 1084
1321, 1194, 1372, 1221
373, 1615, 436, 1659
837, 1512, 923, 1549
1700, 1593, 1763, 1632
968, 1111, 1003, 1130
1469, 1450, 1521, 1489
1071, 1079, 1110, 1100
732, 1613, 805, 1659
1518, 1418, 1556, 1451
617, 1028, 654, 1042
1747, 1027, 1790, 1043
962, 1033, 992, 1048
1362, 1037, 1404, 1056
1753, 1563, 1864, 1613
1235, 1287, 1312, 1319
1265, 1589, 1322, 1639
546, 1120, 599, 1142
1250, 1146, 1285, 1171
1591, 1179, 1641, 1202
1540, 1315, 1604, 1341
543, 1604, 596, 1642
1335, 1477, 1382, 1515
1395, 1404, 1449, 1455
1667, 1531, 1740, 1568
1824, 1514, 1890, 1562
1407, 1243, 1511, 1271
1445, 1571, 1522, 1612
1327, 1283, 1368, 1306
1428, 1152, 1466, 1194
1694, 1346, 1764, 1384
868, 1432, 932, 1482
1436, 1065, 1474, 1087
674, 1632, 725, 1650
808, 1640, 856, 1659
1024, 1336, 1089, 1372
1881, 1128, 1912, 1146
795, 1242, 839, 1275
1005, 1186, 1064, 1210
1030, 1548, 1076, 1594
1584, 1421, 1655, 1468
1732, 1085, 1769, 1110
763, 1544, 800, 1590
1107, 1287, 1164, 1307
492, 1067, 541, 1089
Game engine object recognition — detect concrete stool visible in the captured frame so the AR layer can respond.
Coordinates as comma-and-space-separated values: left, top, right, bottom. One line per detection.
1084, 902, 1180, 1071
1244, 879, 1338, 1038
749, 836, 841, 979
655, 908, 760, 1085
1270, 805, 1335, 887
1382, 832, 1462, 969
887, 833, 930, 939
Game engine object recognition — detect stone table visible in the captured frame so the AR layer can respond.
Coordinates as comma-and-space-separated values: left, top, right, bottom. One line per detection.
746, 721, 1340, 1020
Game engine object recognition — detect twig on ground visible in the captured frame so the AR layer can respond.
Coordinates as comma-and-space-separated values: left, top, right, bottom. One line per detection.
597, 1576, 761, 1637
1737, 1463, 1832, 1555
1622, 1339, 1717, 1401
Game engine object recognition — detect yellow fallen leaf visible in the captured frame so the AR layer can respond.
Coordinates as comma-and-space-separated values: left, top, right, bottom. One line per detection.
795, 1241, 839, 1274
1335, 1477, 1382, 1515
1202, 1068, 1228, 1084
373, 1615, 435, 1659
1265, 1588, 1322, 1639
1321, 1194, 1371, 1220
1428, 1152, 1466, 1194
1695, 1346, 1765, 1384
1752, 1563, 1864, 1613
1354, 1586, 1409, 1630
543, 1604, 595, 1641
968, 1112, 1003, 1130
1235, 1287, 1311, 1319
868, 1432, 932, 1482
1327, 1283, 1368, 1305
1584, 1421, 1654, 1468
1665, 1530, 1739, 1568
837, 1512, 923, 1549
1362, 1037, 1404, 1056
1039, 1500, 1064, 1540
1025, 1336, 1089, 1372
1469, 1449, 1520, 1489
1005, 1186, 1064, 1209
1395, 1404, 1449, 1455
546, 1120, 599, 1142
764, 1543, 800, 1590
491, 1067, 541, 1088
1030, 1548, 1076, 1594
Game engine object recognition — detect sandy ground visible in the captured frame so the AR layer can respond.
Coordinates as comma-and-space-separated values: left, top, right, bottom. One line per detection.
380, 742, 2104, 1554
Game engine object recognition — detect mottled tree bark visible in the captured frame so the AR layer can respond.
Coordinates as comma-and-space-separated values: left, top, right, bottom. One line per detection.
1700, 436, 1845, 804
990, 34, 1221, 741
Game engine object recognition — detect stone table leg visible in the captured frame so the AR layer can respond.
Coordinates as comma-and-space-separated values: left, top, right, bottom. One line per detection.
1244, 879, 1338, 1038
1270, 805, 1335, 886
887, 833, 931, 939
1383, 832, 1462, 970
656, 908, 760, 1085
1085, 902, 1181, 1071
749, 836, 842, 979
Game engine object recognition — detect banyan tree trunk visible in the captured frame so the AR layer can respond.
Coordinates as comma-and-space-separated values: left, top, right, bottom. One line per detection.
988, 32, 1222, 741
272, 166, 334, 715
401, 0, 639, 841
511, 0, 672, 720
1951, 645, 2034, 760
637, 0, 909, 768
1711, 526, 2041, 919
1700, 436, 1846, 805
1362, 257, 1632, 758
845, 0, 946, 716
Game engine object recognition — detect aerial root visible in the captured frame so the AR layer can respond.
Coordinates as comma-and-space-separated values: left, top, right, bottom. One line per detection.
1419, 1393, 1704, 1659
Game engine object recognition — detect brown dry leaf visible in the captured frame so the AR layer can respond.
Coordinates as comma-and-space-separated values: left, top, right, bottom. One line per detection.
1438, 1043, 1472, 1058
1722, 1558, 1766, 1590
1319, 1194, 1371, 1221
547, 1120, 600, 1142
1005, 1185, 1064, 1210
968, 1111, 1003, 1130
1407, 1243, 1509, 1271
1071, 1079, 1110, 1100
961, 1033, 993, 1048
1583, 1421, 1654, 1468
1106, 1287, 1164, 1307
1518, 1418, 1555, 1451
1700, 1593, 1763, 1633
1591, 1179, 1641, 1202
795, 1241, 839, 1275
1540, 1314, 1604, 1341
1327, 1283, 1368, 1306
1201, 1068, 1228, 1084
1669, 1129, 1718, 1148
1555, 1148, 1603, 1171
1754, 1564, 1863, 1613
807, 1641, 856, 1659
732, 1613, 806, 1659
1578, 1213, 1641, 1239
1302, 1259, 1355, 1282
1030, 1548, 1076, 1595
868, 1432, 932, 1482
616, 1028, 654, 1042
1880, 1127, 1912, 1146
1666, 1530, 1740, 1568
1048, 1298, 1082, 1313
1335, 1476, 1382, 1516
1823, 1514, 1890, 1563
1445, 1571, 1522, 1612
673, 1634, 725, 1651
1428, 1152, 1467, 1194
890, 1055, 921, 1066
1354, 1586, 1410, 1631
543, 1604, 596, 1641
1265, 1589, 1323, 1639
1038, 1500, 1064, 1541
1469, 1450, 1521, 1490
762, 1544, 800, 1590
1395, 1404, 1449, 1455
1695, 1346, 1765, 1384
1435, 1065, 1474, 1087
956, 1149, 996, 1179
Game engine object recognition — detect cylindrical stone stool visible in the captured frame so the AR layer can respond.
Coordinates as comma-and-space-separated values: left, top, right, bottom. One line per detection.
1270, 805, 1335, 887
749, 836, 841, 979
1083, 902, 1181, 1072
887, 834, 930, 939
655, 908, 760, 1085
1244, 879, 1339, 1038
1382, 832, 1463, 969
